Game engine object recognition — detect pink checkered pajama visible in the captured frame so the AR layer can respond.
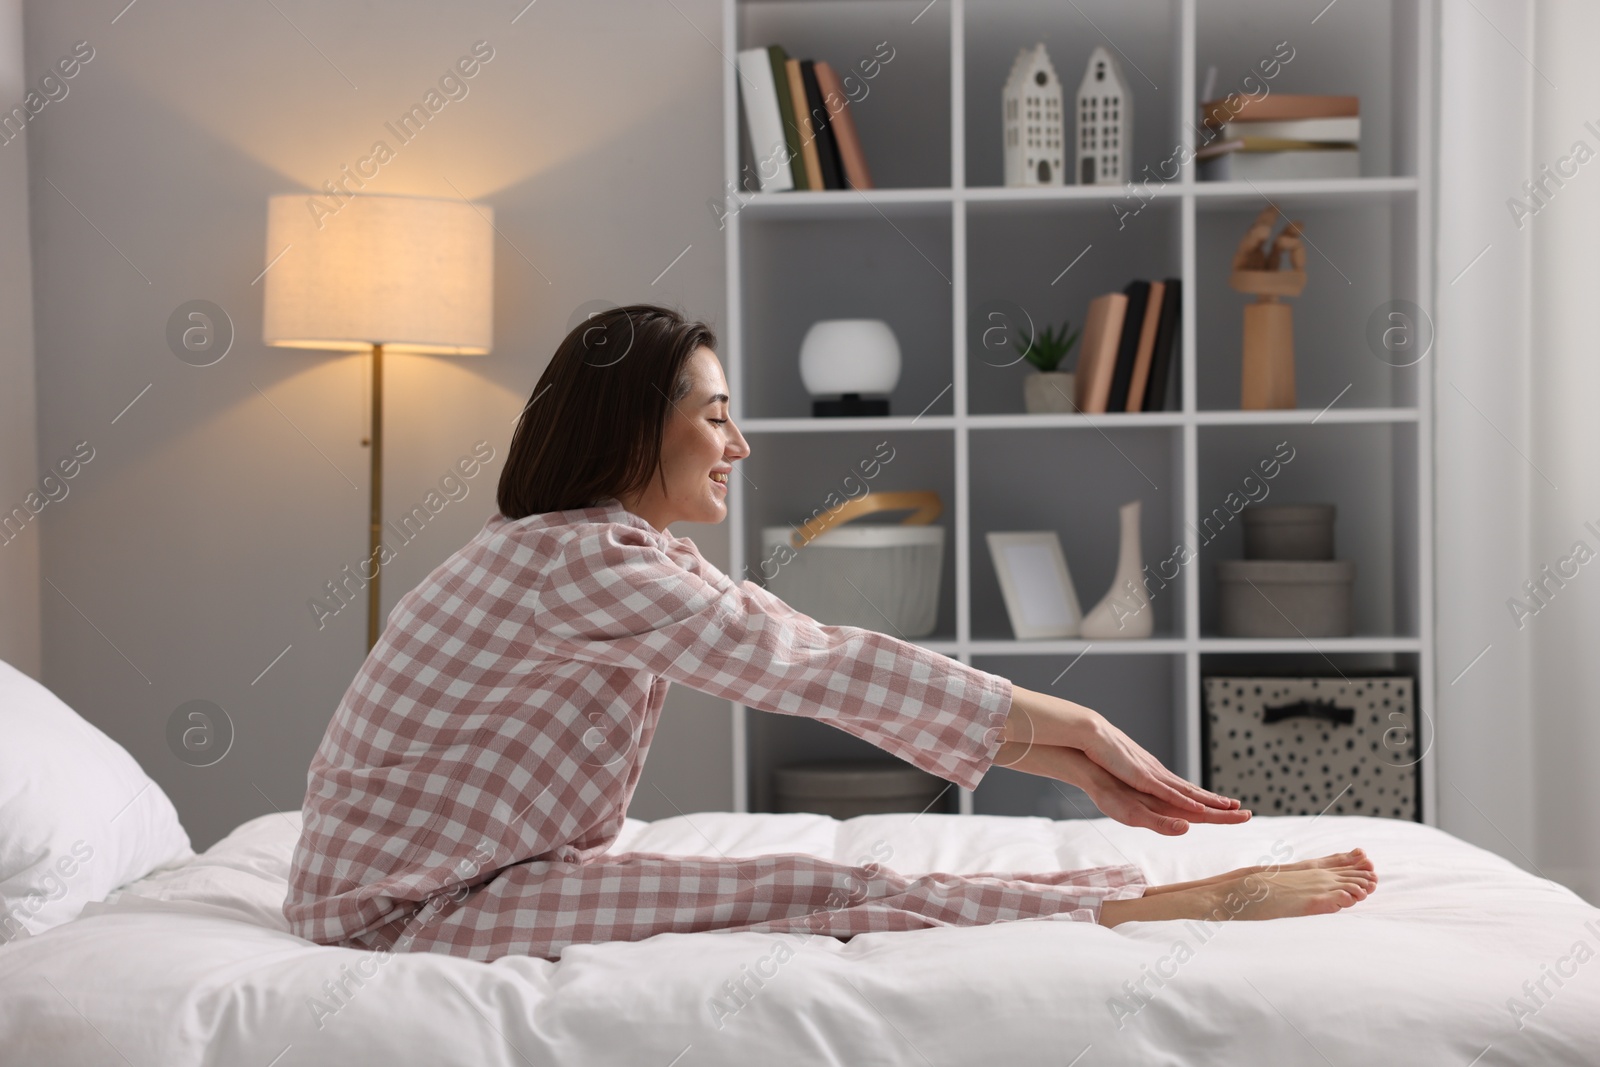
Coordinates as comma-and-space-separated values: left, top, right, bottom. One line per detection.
284, 498, 1147, 962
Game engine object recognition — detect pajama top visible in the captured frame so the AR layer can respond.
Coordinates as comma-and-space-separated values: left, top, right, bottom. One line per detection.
283, 497, 1039, 951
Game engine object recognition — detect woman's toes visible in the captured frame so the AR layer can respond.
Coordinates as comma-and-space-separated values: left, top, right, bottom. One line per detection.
1323, 851, 1374, 875
1310, 891, 1347, 914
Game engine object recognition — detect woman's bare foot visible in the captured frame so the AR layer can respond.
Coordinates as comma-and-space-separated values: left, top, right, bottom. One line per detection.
1140, 848, 1375, 896
1099, 852, 1376, 927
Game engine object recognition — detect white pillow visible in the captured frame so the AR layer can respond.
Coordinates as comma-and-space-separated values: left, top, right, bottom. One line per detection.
0, 658, 192, 941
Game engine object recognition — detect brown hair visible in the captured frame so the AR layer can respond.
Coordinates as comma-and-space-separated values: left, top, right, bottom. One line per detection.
497, 303, 718, 519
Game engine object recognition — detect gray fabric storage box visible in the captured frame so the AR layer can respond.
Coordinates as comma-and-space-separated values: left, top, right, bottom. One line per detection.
773, 761, 947, 818
1215, 559, 1355, 637
1242, 504, 1336, 560
761, 523, 944, 638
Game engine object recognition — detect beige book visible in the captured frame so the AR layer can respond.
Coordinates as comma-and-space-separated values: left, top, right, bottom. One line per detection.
1074, 292, 1129, 415
1125, 281, 1165, 411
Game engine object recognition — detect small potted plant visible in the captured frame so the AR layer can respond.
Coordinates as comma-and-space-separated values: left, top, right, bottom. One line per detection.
1018, 319, 1081, 414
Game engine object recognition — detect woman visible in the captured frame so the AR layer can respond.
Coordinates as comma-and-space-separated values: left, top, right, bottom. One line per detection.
284, 304, 1375, 963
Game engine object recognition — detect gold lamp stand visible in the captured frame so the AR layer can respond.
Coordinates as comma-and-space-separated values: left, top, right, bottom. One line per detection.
365, 343, 385, 651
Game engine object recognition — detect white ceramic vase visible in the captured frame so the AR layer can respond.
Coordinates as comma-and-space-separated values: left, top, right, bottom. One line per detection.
1079, 499, 1154, 639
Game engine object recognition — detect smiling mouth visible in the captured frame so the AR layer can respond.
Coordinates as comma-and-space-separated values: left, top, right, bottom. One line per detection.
709, 471, 729, 485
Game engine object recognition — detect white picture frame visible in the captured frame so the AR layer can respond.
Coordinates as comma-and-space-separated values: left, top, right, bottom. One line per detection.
986, 531, 1083, 639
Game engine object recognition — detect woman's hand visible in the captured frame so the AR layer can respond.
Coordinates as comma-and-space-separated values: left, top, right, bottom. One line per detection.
997, 743, 1246, 835
996, 685, 1250, 833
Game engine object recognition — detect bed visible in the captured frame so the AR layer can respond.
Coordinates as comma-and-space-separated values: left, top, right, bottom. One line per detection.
4, 804, 1598, 1066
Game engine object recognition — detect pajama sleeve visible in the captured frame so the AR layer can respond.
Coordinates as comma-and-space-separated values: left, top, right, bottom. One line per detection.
529, 522, 1014, 791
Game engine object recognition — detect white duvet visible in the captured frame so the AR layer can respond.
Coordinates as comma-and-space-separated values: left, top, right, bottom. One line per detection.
1, 809, 1596, 1066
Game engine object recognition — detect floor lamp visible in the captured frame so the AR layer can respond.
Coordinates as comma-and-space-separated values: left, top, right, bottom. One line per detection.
261, 192, 494, 651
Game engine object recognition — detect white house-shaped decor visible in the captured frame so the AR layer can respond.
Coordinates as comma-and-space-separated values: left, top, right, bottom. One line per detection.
1076, 45, 1131, 185
1001, 43, 1063, 187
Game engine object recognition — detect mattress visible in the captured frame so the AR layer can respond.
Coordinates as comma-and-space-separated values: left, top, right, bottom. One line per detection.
2, 808, 1596, 1065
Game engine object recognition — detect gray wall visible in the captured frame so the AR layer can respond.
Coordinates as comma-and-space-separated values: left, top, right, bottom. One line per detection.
22, 0, 731, 849
0, 0, 41, 679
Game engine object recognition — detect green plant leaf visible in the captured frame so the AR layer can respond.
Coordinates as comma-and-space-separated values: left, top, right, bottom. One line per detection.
1015, 319, 1079, 372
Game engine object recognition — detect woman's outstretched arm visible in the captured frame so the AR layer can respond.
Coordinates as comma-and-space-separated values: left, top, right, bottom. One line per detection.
994, 685, 1252, 835
529, 523, 1013, 791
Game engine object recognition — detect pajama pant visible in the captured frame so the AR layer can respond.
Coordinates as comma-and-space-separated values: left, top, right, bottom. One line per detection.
344, 851, 1148, 963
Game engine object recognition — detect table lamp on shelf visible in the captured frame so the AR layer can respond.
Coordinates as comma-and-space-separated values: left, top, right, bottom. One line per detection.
262, 192, 494, 650
799, 318, 901, 417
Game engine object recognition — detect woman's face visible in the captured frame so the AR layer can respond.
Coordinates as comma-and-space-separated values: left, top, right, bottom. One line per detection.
619, 346, 749, 532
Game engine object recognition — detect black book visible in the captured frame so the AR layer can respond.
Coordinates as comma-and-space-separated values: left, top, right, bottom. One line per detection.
800, 59, 846, 190
1106, 280, 1150, 412
1142, 277, 1181, 412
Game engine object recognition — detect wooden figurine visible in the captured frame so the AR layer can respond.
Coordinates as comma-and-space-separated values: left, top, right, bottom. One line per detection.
1228, 205, 1307, 409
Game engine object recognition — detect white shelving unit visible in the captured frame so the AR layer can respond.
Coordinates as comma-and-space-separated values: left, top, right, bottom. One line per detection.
720, 0, 1435, 824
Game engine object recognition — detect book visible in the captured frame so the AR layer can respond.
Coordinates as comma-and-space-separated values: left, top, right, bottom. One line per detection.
1215, 116, 1360, 142
1200, 93, 1359, 129
1106, 281, 1150, 412
1198, 147, 1359, 181
735, 90, 759, 193
1142, 278, 1180, 412
814, 60, 873, 189
1074, 292, 1129, 415
1125, 280, 1166, 412
801, 59, 846, 190
785, 58, 823, 190
1195, 136, 1357, 159
766, 45, 807, 190
735, 48, 794, 192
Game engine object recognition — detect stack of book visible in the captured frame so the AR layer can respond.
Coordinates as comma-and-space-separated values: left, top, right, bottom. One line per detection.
1195, 94, 1359, 181
1072, 279, 1181, 414
736, 44, 874, 193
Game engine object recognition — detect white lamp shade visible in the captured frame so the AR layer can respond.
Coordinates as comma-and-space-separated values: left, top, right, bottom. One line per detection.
262, 193, 494, 355
798, 318, 901, 396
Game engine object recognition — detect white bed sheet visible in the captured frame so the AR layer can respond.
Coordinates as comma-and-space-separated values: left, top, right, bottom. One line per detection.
1, 809, 1596, 1066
